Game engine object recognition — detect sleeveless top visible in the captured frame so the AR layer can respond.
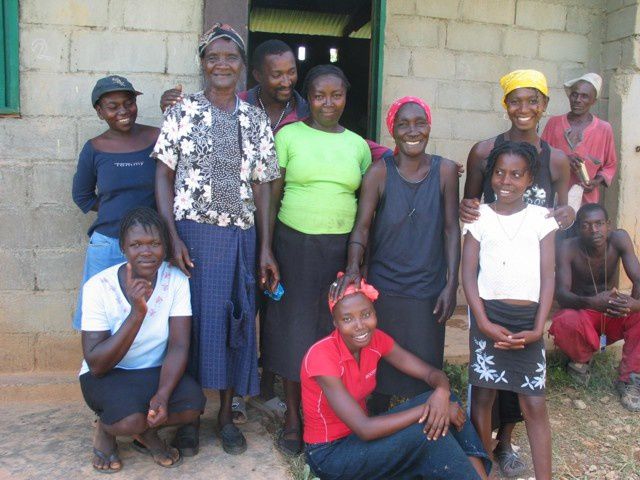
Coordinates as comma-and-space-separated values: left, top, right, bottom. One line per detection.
482, 133, 555, 208
367, 155, 446, 299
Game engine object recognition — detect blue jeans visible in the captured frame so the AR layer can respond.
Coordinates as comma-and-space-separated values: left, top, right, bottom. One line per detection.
72, 231, 126, 330
305, 392, 491, 480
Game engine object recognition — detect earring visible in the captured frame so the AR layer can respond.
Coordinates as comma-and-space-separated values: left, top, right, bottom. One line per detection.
502, 113, 508, 121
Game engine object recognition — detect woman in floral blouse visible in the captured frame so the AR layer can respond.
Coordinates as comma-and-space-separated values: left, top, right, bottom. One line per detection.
154, 23, 280, 457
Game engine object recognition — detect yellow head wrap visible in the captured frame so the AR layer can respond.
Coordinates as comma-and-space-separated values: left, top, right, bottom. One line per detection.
499, 69, 549, 108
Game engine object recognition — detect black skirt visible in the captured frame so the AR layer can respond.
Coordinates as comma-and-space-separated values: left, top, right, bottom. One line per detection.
80, 367, 206, 425
468, 300, 546, 396
374, 293, 445, 397
262, 221, 348, 381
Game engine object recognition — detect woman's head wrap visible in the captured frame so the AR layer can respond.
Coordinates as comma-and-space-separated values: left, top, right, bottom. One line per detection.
499, 69, 548, 108
198, 23, 246, 60
328, 273, 379, 313
385, 96, 432, 137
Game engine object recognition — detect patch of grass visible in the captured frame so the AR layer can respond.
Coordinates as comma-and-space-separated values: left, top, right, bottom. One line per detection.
443, 361, 469, 401
546, 349, 619, 396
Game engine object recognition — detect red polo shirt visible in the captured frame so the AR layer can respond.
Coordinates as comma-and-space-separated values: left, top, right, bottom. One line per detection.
301, 328, 395, 444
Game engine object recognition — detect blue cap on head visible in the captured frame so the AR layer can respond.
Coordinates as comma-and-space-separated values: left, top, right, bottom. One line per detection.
91, 75, 142, 106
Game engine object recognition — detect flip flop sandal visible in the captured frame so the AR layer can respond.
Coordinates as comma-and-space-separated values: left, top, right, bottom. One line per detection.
132, 438, 183, 468
494, 449, 526, 477
92, 447, 122, 474
276, 427, 303, 457
232, 396, 249, 424
248, 395, 287, 419
220, 423, 247, 455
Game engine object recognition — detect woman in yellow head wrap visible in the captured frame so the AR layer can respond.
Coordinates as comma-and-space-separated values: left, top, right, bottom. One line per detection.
459, 69, 572, 479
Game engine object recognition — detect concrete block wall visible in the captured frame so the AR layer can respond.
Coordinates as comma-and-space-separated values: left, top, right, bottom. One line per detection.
382, 0, 604, 166
0, 0, 204, 372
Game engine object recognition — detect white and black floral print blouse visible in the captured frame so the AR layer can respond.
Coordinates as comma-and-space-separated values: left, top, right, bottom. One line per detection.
152, 92, 280, 229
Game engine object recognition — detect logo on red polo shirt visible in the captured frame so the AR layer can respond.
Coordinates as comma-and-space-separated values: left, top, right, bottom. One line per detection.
365, 368, 377, 379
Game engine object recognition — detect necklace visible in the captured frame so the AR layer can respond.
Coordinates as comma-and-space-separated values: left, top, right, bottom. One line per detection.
585, 243, 608, 351
257, 87, 290, 131
491, 203, 528, 242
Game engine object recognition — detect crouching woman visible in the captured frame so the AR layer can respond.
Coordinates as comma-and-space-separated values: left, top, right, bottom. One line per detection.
301, 275, 490, 480
79, 207, 206, 473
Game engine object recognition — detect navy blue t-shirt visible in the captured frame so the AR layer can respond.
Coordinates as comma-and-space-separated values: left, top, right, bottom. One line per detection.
72, 141, 156, 237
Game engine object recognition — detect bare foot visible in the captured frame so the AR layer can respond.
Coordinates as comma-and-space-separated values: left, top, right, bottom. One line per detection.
92, 421, 122, 472
135, 429, 181, 467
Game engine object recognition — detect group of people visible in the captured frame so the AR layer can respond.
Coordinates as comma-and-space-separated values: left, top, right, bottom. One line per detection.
70, 22, 640, 479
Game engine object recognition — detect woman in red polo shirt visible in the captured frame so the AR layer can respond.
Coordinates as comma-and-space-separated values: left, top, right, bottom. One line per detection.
301, 276, 490, 480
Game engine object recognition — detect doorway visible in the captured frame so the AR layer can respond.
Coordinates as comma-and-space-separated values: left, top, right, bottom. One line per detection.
247, 0, 384, 139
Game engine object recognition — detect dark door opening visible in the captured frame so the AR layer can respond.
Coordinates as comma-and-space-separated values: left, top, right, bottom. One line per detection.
248, 0, 381, 139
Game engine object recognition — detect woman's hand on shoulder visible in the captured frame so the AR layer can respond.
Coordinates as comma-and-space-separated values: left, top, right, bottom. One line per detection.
124, 263, 151, 316
419, 387, 450, 441
459, 198, 481, 224
160, 85, 184, 113
546, 205, 575, 230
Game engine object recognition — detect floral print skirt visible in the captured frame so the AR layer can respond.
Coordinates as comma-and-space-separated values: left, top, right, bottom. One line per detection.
468, 300, 546, 396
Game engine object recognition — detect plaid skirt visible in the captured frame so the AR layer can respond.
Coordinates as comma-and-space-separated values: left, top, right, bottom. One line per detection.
176, 220, 259, 396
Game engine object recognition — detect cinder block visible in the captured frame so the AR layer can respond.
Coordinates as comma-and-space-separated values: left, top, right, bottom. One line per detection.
456, 53, 508, 82
0, 165, 30, 208
503, 28, 538, 58
605, 5, 639, 42
516, 1, 567, 31
546, 88, 570, 116
412, 48, 456, 79
0, 334, 35, 372
71, 31, 166, 73
34, 249, 85, 291
121, 74, 189, 123
621, 36, 640, 70
452, 111, 504, 141
383, 76, 438, 105
539, 32, 589, 62
606, 0, 625, 12
433, 138, 474, 165
384, 47, 411, 76
32, 207, 88, 249
21, 0, 108, 27
437, 81, 493, 111
460, 0, 515, 25
167, 33, 201, 75
0, 250, 34, 291
416, 0, 460, 19
0, 118, 77, 161
386, 16, 440, 48
603, 41, 622, 70
0, 292, 73, 333
123, 0, 202, 32
32, 164, 76, 207
447, 22, 502, 54
0, 210, 34, 249
388, 0, 416, 14
20, 27, 70, 72
508, 57, 559, 86
428, 108, 454, 139
566, 7, 597, 35
20, 72, 102, 118
35, 333, 83, 370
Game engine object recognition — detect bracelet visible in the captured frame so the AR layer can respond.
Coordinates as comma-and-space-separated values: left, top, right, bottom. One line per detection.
348, 240, 366, 249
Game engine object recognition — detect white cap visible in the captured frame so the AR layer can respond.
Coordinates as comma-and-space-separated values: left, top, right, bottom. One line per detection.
564, 73, 603, 98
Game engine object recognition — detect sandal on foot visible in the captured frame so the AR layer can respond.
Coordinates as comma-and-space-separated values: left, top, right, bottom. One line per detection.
232, 396, 249, 424
171, 423, 200, 457
494, 449, 526, 477
567, 361, 592, 385
220, 423, 247, 455
133, 437, 183, 468
276, 427, 303, 456
248, 395, 287, 419
92, 447, 122, 474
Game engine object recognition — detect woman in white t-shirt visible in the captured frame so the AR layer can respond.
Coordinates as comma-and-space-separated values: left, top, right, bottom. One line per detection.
461, 142, 557, 480
79, 207, 205, 473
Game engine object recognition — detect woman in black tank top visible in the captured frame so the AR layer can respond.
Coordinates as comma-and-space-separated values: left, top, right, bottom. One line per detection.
330, 97, 462, 414
460, 70, 572, 478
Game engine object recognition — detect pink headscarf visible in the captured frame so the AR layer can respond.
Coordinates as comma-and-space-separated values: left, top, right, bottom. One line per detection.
328, 272, 380, 313
385, 96, 432, 137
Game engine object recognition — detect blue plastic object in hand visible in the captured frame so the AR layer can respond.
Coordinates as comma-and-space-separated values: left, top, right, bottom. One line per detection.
264, 283, 284, 301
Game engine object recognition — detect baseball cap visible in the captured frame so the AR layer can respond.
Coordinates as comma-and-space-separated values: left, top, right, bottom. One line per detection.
91, 75, 142, 106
